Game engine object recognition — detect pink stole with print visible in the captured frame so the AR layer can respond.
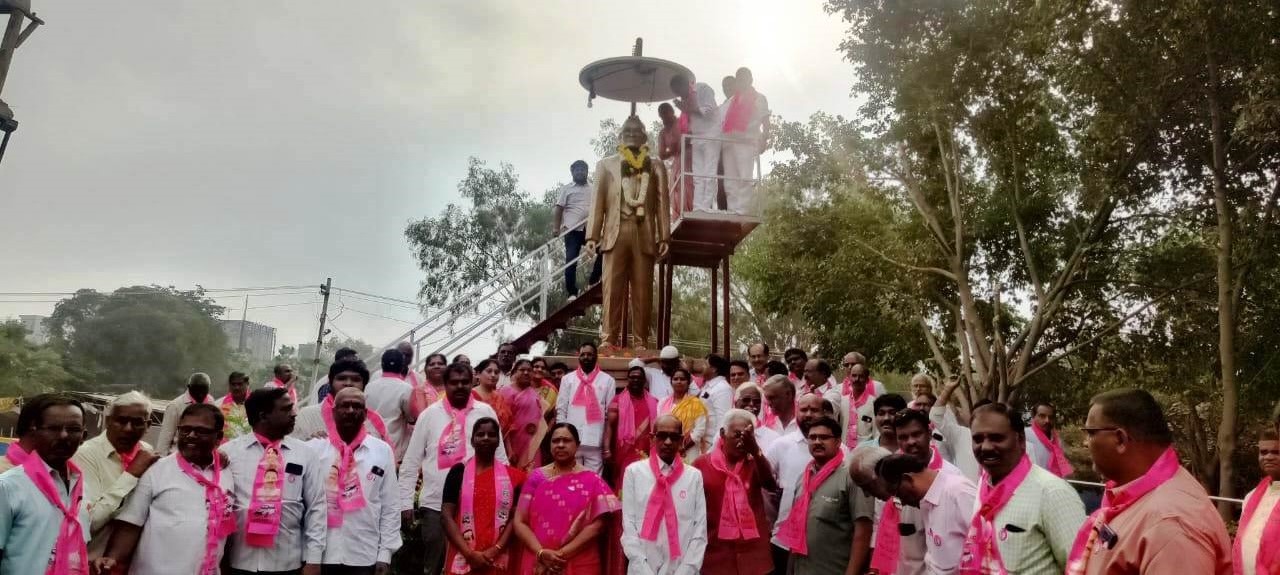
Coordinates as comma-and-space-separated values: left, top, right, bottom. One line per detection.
320, 401, 368, 527
175, 453, 237, 575
571, 367, 604, 424
640, 451, 686, 559
23, 456, 88, 575
1233, 477, 1280, 575
616, 391, 657, 454
1065, 447, 1181, 575
709, 442, 760, 540
959, 455, 1032, 575
245, 434, 286, 547
439, 397, 475, 470
451, 460, 515, 574
1031, 424, 1074, 477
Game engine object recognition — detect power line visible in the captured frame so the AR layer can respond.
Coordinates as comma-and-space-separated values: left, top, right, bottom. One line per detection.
0, 284, 317, 297
331, 287, 420, 307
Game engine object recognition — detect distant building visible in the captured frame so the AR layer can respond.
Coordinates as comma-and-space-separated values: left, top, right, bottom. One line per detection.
18, 315, 48, 345
219, 320, 277, 362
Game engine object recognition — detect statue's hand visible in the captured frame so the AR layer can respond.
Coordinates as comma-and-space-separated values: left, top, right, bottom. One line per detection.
583, 241, 597, 260
657, 241, 669, 260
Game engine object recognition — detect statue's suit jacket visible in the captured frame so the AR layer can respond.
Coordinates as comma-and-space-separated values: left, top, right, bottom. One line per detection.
586, 153, 671, 254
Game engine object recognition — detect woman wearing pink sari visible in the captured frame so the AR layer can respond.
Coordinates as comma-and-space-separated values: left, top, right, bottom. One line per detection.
411, 352, 449, 416
602, 365, 657, 491
500, 359, 550, 470
512, 423, 620, 575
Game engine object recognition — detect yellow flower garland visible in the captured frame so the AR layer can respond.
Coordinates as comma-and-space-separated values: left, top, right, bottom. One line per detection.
619, 144, 650, 171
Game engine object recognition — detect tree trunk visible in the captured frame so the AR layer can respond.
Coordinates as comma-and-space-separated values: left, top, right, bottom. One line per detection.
1206, 45, 1238, 520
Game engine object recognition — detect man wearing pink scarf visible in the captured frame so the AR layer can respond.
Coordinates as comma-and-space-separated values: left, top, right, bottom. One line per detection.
620, 415, 707, 574
693, 410, 778, 575
1066, 389, 1230, 575
554, 342, 616, 474
962, 403, 1084, 575
1236, 427, 1280, 575
719, 67, 771, 215
0, 394, 92, 575
399, 363, 508, 575
1025, 402, 1074, 477
155, 372, 218, 456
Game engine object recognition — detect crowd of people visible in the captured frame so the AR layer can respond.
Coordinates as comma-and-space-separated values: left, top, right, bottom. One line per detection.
0, 339, 1274, 575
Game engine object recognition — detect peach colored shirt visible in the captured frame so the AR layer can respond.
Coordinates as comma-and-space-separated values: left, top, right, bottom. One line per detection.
1079, 467, 1231, 575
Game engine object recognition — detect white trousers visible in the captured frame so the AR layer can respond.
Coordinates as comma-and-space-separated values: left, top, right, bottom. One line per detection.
577, 445, 603, 474
690, 136, 722, 210
722, 136, 759, 214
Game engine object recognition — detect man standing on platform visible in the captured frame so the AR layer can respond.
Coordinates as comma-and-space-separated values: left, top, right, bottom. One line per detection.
720, 67, 770, 215
157, 372, 217, 456
585, 116, 670, 351
963, 403, 1084, 574
668, 74, 720, 212
555, 342, 616, 473
1068, 389, 1230, 575
555, 160, 603, 298
620, 415, 708, 574
73, 391, 158, 560
399, 363, 508, 575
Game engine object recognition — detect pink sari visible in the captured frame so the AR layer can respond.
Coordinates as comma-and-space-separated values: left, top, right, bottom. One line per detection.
500, 384, 549, 470
516, 468, 620, 575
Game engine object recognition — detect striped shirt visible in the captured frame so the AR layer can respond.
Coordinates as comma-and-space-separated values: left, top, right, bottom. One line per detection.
971, 463, 1087, 574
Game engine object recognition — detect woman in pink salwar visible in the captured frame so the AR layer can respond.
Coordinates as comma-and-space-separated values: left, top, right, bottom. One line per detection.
500, 358, 550, 470
512, 423, 620, 575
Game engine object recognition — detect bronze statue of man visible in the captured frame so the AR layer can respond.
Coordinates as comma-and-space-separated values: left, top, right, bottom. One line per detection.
585, 116, 671, 351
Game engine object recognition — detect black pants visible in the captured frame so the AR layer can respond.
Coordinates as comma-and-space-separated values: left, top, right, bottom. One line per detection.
564, 229, 602, 296
771, 543, 790, 575
321, 565, 376, 575
419, 507, 446, 575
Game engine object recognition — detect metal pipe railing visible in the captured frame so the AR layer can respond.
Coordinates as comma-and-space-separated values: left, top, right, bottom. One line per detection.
1066, 479, 1244, 506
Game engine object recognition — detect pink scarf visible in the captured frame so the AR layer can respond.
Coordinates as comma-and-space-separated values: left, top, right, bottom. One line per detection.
778, 450, 846, 555
1066, 447, 1181, 575
759, 403, 779, 430
175, 452, 236, 575
709, 442, 759, 540
4, 442, 28, 467
1031, 424, 1074, 477
183, 391, 216, 406
1234, 478, 1280, 575
872, 446, 944, 573
439, 397, 475, 470
640, 451, 687, 559
245, 434, 286, 547
266, 378, 298, 405
571, 367, 604, 424
843, 379, 875, 448
722, 88, 758, 133
409, 371, 440, 416
116, 444, 142, 471
959, 455, 1032, 575
616, 391, 657, 453
320, 398, 369, 527
451, 461, 515, 574
23, 456, 88, 575
322, 395, 389, 443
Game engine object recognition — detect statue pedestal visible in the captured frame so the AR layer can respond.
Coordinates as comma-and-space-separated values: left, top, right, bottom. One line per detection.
542, 355, 646, 389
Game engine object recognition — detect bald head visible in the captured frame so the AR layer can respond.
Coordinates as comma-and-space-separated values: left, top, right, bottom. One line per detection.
334, 387, 364, 404
797, 392, 825, 425
654, 414, 683, 435
332, 387, 367, 440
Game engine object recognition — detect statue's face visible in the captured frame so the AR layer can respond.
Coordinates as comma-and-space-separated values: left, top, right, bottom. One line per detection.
620, 121, 646, 148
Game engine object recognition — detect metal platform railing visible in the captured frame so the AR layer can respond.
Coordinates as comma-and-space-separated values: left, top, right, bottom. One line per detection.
673, 132, 765, 223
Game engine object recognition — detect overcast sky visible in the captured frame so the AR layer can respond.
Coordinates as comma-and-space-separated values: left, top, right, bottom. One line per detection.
1, 0, 858, 360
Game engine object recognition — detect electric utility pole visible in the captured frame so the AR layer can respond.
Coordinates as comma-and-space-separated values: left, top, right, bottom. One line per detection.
310, 278, 332, 385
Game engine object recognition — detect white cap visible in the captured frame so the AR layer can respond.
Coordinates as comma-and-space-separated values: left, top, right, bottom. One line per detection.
659, 345, 680, 359
628, 358, 646, 369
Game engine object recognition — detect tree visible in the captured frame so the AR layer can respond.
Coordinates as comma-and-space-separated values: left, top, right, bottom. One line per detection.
0, 321, 76, 396
46, 286, 230, 396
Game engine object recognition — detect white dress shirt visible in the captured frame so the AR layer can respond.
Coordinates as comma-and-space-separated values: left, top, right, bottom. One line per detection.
71, 433, 152, 558
754, 425, 781, 455
555, 370, 617, 449
364, 375, 415, 460
838, 390, 879, 446
115, 454, 235, 575
306, 435, 403, 566
397, 399, 507, 512
291, 404, 384, 442
644, 367, 673, 401
699, 376, 733, 445
1024, 426, 1068, 472
221, 434, 328, 571
919, 467, 978, 575
684, 82, 720, 136
1241, 481, 1280, 575
620, 458, 707, 575
930, 406, 981, 482
765, 430, 811, 546
872, 498, 929, 575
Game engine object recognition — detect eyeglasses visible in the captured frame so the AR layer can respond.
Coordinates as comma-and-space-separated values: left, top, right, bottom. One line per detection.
807, 433, 837, 442
37, 425, 85, 436
177, 426, 220, 438
654, 432, 683, 442
1082, 427, 1121, 437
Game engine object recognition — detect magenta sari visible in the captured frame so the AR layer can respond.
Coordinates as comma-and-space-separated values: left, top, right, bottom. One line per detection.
516, 468, 620, 575
501, 384, 548, 470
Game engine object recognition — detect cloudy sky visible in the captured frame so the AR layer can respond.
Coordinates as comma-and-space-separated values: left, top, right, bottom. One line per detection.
1, 0, 859, 359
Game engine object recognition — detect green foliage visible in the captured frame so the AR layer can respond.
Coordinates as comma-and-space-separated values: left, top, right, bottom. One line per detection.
45, 286, 230, 396
0, 321, 76, 396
